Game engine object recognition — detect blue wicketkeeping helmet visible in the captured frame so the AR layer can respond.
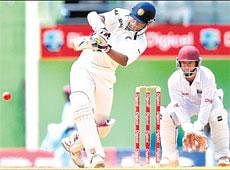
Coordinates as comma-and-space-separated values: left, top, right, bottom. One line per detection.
130, 2, 156, 25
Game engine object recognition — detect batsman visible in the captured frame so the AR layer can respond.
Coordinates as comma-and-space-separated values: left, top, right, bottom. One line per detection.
160, 45, 230, 167
61, 2, 156, 168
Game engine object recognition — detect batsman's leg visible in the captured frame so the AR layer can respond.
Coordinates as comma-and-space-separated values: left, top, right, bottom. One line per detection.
62, 118, 115, 152
70, 91, 105, 168
61, 130, 84, 168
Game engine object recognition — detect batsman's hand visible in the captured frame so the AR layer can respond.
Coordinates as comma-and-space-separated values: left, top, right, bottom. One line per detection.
182, 131, 208, 152
91, 28, 111, 52
71, 28, 111, 52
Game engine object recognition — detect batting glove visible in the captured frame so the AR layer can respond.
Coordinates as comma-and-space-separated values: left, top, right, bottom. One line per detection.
91, 28, 111, 53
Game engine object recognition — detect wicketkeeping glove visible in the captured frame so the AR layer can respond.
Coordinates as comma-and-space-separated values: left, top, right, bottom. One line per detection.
182, 121, 208, 152
183, 131, 208, 152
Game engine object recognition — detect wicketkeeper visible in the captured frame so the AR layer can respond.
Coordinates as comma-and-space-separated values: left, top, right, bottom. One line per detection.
160, 45, 230, 167
61, 2, 156, 168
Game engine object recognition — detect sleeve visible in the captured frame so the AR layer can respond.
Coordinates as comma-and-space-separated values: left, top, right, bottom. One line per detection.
197, 71, 216, 126
100, 9, 118, 29
126, 36, 147, 66
87, 11, 105, 32
168, 74, 191, 124
108, 34, 147, 66
87, 9, 117, 32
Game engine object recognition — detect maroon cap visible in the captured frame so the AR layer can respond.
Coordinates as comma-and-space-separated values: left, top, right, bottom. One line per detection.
178, 45, 200, 61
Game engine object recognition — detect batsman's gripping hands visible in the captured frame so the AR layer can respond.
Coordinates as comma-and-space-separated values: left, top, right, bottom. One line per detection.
92, 28, 111, 52
182, 121, 208, 152
72, 28, 111, 52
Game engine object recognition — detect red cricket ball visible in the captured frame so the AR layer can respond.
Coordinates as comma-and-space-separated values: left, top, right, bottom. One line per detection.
2, 91, 12, 101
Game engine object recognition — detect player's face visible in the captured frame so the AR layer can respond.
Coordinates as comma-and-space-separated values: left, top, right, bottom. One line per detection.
127, 16, 146, 31
180, 61, 196, 70
180, 61, 197, 79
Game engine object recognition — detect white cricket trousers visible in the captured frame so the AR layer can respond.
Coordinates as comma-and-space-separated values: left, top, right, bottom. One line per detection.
70, 60, 116, 124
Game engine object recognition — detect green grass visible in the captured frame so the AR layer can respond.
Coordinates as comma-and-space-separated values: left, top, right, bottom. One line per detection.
39, 59, 230, 148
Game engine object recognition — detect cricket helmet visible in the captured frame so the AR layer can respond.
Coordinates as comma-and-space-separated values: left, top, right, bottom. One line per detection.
176, 45, 202, 78
177, 45, 202, 66
130, 2, 156, 25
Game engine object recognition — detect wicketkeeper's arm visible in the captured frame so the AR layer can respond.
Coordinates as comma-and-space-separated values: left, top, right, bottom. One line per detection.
197, 75, 216, 126
168, 79, 191, 125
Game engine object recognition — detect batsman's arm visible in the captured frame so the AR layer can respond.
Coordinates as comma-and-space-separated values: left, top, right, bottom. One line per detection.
87, 10, 116, 31
105, 38, 147, 66
87, 11, 105, 32
106, 49, 128, 66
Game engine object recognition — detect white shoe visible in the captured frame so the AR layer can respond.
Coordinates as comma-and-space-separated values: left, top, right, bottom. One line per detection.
160, 157, 179, 167
89, 154, 105, 168
70, 150, 85, 168
61, 132, 84, 168
218, 156, 230, 167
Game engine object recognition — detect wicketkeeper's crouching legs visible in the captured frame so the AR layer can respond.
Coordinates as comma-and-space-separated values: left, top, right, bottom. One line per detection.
160, 106, 179, 167
209, 108, 230, 166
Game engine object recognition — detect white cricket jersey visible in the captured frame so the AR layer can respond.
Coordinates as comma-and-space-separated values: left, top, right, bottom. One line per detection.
168, 66, 220, 125
77, 8, 147, 71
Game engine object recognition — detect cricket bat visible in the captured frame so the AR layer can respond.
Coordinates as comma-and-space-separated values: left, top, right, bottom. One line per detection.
71, 36, 93, 51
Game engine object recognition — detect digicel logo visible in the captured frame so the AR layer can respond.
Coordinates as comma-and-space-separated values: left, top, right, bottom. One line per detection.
146, 31, 194, 51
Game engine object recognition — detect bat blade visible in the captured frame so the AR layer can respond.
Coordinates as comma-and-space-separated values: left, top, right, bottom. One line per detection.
71, 36, 92, 51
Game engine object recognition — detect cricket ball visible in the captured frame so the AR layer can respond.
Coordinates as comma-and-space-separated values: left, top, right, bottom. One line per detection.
2, 91, 12, 101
